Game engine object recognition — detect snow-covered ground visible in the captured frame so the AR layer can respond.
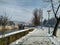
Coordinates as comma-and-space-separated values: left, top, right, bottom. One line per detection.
10, 27, 60, 45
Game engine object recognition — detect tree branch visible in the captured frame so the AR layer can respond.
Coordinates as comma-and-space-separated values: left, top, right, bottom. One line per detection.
51, 0, 58, 19
55, 4, 60, 18
51, 0, 55, 14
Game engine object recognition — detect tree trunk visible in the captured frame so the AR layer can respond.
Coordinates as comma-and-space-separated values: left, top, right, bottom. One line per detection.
53, 20, 59, 36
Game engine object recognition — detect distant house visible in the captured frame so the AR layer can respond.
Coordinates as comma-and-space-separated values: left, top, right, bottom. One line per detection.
43, 18, 57, 27
13, 21, 26, 29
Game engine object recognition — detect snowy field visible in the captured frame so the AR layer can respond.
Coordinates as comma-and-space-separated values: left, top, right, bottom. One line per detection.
10, 27, 60, 45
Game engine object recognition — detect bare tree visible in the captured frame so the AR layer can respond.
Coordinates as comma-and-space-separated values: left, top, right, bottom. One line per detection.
43, 0, 60, 36
32, 8, 43, 26
0, 16, 8, 26
0, 15, 8, 35
0, 15, 8, 45
50, 0, 60, 36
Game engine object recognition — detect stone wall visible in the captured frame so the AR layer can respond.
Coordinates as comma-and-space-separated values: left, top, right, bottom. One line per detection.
0, 29, 34, 45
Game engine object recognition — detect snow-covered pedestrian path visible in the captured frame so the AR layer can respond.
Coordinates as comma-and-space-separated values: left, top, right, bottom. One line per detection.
10, 28, 59, 45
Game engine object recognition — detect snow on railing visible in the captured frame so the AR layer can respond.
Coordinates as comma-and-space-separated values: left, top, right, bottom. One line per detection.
0, 28, 34, 38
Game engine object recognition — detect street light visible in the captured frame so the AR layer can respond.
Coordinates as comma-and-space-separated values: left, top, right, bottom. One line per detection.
39, 9, 43, 29
47, 10, 51, 34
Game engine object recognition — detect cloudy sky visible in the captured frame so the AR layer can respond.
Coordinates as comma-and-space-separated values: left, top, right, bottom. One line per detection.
0, 0, 59, 22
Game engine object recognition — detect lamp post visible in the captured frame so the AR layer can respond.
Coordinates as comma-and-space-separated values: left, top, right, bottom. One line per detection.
39, 9, 43, 29
47, 10, 51, 34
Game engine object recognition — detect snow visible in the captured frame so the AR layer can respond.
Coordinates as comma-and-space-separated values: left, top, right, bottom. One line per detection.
10, 27, 60, 45
0, 28, 33, 38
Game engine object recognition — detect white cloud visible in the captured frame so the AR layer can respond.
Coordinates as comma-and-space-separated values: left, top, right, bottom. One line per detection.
0, 0, 17, 4
0, 4, 33, 22
0, 0, 59, 22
